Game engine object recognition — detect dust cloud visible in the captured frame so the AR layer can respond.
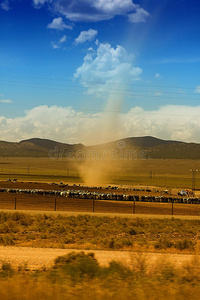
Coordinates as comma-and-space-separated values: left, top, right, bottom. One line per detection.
77, 93, 125, 186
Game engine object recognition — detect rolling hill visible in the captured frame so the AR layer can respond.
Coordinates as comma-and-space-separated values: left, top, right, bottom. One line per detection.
0, 136, 199, 159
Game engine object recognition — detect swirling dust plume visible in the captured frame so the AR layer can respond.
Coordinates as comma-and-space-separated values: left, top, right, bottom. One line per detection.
78, 92, 124, 186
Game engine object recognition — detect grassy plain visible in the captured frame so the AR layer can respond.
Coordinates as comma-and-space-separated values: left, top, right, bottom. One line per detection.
0, 157, 200, 189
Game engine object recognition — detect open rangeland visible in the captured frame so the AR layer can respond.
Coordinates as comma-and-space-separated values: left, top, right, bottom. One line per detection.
0, 210, 199, 252
1, 157, 200, 189
1, 157, 200, 299
0, 211, 200, 299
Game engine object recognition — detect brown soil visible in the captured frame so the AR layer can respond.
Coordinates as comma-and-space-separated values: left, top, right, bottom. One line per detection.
0, 180, 170, 195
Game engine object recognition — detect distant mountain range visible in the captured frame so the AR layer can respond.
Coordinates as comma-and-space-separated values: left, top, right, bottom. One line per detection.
0, 136, 200, 159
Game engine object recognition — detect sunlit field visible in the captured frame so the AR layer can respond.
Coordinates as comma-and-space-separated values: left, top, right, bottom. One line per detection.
0, 211, 199, 252
1, 212, 200, 299
1, 247, 200, 300
0, 157, 200, 189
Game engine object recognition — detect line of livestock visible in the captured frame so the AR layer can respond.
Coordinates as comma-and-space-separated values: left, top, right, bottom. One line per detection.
0, 187, 200, 204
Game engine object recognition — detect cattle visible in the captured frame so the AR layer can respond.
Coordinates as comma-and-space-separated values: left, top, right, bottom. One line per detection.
0, 186, 200, 206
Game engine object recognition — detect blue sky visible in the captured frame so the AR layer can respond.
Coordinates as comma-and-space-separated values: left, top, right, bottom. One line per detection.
1, 0, 200, 144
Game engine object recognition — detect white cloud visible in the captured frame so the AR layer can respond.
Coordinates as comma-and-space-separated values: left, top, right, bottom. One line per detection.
1, 0, 10, 10
52, 44, 59, 49
47, 17, 72, 30
0, 99, 13, 103
1, 105, 200, 145
59, 35, 67, 43
0, 105, 102, 144
74, 42, 142, 95
122, 105, 200, 143
128, 7, 150, 23
75, 29, 98, 45
155, 73, 161, 78
33, 0, 150, 23
195, 85, 200, 94
52, 35, 67, 49
33, 0, 51, 8
54, 0, 136, 22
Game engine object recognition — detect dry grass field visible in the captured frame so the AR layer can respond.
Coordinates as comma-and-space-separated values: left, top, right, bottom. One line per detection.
0, 211, 200, 299
0, 250, 200, 300
1, 157, 200, 189
0, 210, 199, 251
1, 158, 200, 299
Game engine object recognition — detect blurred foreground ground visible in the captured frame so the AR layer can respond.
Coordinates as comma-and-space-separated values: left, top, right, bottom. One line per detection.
0, 246, 199, 270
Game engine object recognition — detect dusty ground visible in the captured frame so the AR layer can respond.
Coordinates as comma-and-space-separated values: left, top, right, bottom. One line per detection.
0, 246, 199, 271
0, 180, 175, 195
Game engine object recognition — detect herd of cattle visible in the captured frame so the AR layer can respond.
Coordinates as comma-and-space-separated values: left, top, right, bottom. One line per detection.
0, 187, 200, 204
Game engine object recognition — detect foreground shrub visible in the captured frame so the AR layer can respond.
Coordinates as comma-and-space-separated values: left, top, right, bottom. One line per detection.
0, 261, 14, 277
1, 252, 200, 299
53, 251, 101, 280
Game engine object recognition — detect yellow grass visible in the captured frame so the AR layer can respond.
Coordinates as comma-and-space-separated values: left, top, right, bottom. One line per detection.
1, 208, 200, 220
1, 251, 200, 300
0, 157, 200, 189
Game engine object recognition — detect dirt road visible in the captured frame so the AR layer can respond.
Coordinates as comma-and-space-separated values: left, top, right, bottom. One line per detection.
0, 246, 199, 271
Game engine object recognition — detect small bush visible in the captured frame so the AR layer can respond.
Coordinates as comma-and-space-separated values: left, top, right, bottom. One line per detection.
122, 238, 133, 247
0, 224, 10, 234
109, 238, 115, 249
129, 228, 137, 235
175, 239, 194, 251
0, 261, 14, 277
0, 235, 15, 246
154, 237, 174, 249
53, 252, 101, 280
40, 233, 47, 239
106, 261, 132, 278
25, 234, 36, 241
11, 212, 25, 222
64, 234, 75, 244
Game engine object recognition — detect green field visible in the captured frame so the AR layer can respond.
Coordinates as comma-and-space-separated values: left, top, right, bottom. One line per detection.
0, 157, 200, 189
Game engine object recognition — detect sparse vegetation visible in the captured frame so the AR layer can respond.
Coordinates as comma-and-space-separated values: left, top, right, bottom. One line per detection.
0, 251, 200, 299
0, 211, 199, 252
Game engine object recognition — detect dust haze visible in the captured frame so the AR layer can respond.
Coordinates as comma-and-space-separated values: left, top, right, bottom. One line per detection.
78, 93, 127, 186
